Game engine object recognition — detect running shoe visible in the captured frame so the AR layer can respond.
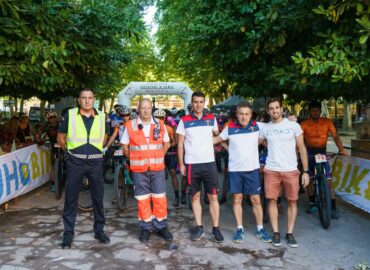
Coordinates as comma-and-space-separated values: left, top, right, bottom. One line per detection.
272, 232, 282, 247
305, 203, 317, 214
212, 227, 224, 243
232, 228, 244, 243
191, 226, 205, 241
331, 208, 341, 219
256, 228, 272, 243
286, 233, 298, 248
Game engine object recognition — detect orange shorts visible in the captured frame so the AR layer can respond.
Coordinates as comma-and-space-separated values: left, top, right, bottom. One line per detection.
264, 169, 300, 201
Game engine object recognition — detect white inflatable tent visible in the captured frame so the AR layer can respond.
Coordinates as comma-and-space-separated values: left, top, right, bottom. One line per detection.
117, 82, 193, 113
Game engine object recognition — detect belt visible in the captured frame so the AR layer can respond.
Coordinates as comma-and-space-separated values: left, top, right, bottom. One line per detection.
68, 151, 103, 159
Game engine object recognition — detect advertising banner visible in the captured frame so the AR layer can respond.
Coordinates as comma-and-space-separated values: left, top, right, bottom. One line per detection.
332, 156, 370, 213
0, 144, 51, 205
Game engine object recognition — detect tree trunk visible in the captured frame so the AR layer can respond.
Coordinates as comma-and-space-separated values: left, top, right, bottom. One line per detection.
20, 98, 24, 114
40, 100, 46, 123
342, 100, 352, 130
98, 97, 104, 111
109, 97, 115, 112
321, 100, 330, 118
14, 97, 18, 113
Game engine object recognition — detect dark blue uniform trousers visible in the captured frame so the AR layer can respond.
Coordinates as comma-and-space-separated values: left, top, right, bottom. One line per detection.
62, 155, 105, 236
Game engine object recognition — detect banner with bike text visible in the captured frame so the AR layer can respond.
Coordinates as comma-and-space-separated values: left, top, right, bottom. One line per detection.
0, 144, 51, 205
332, 156, 370, 214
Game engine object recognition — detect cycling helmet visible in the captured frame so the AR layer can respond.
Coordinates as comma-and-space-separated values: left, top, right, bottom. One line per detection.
170, 108, 178, 115
130, 112, 137, 120
153, 109, 166, 118
122, 106, 131, 115
115, 105, 125, 114
46, 110, 57, 118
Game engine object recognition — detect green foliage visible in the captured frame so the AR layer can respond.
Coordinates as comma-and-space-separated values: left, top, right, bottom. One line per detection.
156, 0, 370, 103
0, 0, 147, 100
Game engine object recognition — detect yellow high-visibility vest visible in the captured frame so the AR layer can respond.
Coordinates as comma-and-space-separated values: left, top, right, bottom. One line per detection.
66, 108, 105, 151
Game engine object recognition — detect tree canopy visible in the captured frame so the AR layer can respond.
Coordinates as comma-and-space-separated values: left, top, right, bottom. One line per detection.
0, 0, 148, 101
156, 0, 370, 103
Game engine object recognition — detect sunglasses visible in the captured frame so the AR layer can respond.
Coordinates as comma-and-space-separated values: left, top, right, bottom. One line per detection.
123, 114, 130, 117
48, 116, 57, 119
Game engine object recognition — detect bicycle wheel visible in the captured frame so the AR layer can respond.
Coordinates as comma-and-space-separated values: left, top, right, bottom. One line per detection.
103, 149, 114, 184
104, 164, 114, 184
78, 178, 93, 212
316, 173, 331, 229
114, 164, 128, 210
54, 158, 63, 200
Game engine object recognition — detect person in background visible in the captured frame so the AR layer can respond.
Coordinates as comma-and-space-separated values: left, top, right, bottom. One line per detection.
300, 100, 347, 219
1, 116, 19, 152
103, 105, 131, 151
16, 115, 33, 145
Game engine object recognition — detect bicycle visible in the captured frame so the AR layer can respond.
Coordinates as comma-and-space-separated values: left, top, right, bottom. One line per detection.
113, 149, 133, 210
103, 141, 120, 184
313, 153, 333, 229
78, 177, 93, 212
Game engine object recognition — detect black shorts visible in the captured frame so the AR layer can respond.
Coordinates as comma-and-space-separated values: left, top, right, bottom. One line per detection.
186, 162, 219, 196
165, 154, 177, 170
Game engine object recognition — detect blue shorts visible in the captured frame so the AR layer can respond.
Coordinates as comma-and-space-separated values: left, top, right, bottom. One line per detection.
228, 169, 261, 195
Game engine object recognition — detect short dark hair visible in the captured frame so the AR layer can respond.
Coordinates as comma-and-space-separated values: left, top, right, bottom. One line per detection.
236, 101, 252, 112
78, 88, 94, 97
266, 97, 282, 109
192, 91, 205, 101
308, 100, 321, 110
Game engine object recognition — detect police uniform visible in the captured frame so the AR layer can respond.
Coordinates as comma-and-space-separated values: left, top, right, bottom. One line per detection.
59, 107, 107, 237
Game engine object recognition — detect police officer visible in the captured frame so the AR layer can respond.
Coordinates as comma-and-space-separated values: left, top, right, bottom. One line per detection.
57, 88, 110, 249
121, 98, 173, 243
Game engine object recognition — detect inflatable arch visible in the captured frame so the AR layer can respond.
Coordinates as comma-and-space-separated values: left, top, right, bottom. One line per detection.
117, 82, 193, 112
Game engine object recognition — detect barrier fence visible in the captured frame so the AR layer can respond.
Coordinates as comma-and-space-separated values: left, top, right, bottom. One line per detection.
332, 155, 370, 214
0, 144, 51, 205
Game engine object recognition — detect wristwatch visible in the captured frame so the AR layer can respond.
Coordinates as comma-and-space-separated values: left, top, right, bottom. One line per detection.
303, 170, 309, 174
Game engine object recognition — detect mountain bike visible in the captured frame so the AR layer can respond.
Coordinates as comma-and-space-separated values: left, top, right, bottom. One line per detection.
113, 149, 133, 210
313, 154, 332, 229
78, 177, 93, 212
103, 141, 120, 184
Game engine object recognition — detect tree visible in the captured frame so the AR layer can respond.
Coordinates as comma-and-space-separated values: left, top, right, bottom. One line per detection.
156, 0, 370, 104
0, 0, 147, 101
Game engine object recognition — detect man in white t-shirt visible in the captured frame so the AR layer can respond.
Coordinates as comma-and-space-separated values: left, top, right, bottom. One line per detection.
213, 102, 272, 244
121, 98, 172, 243
260, 97, 309, 248
177, 91, 224, 242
